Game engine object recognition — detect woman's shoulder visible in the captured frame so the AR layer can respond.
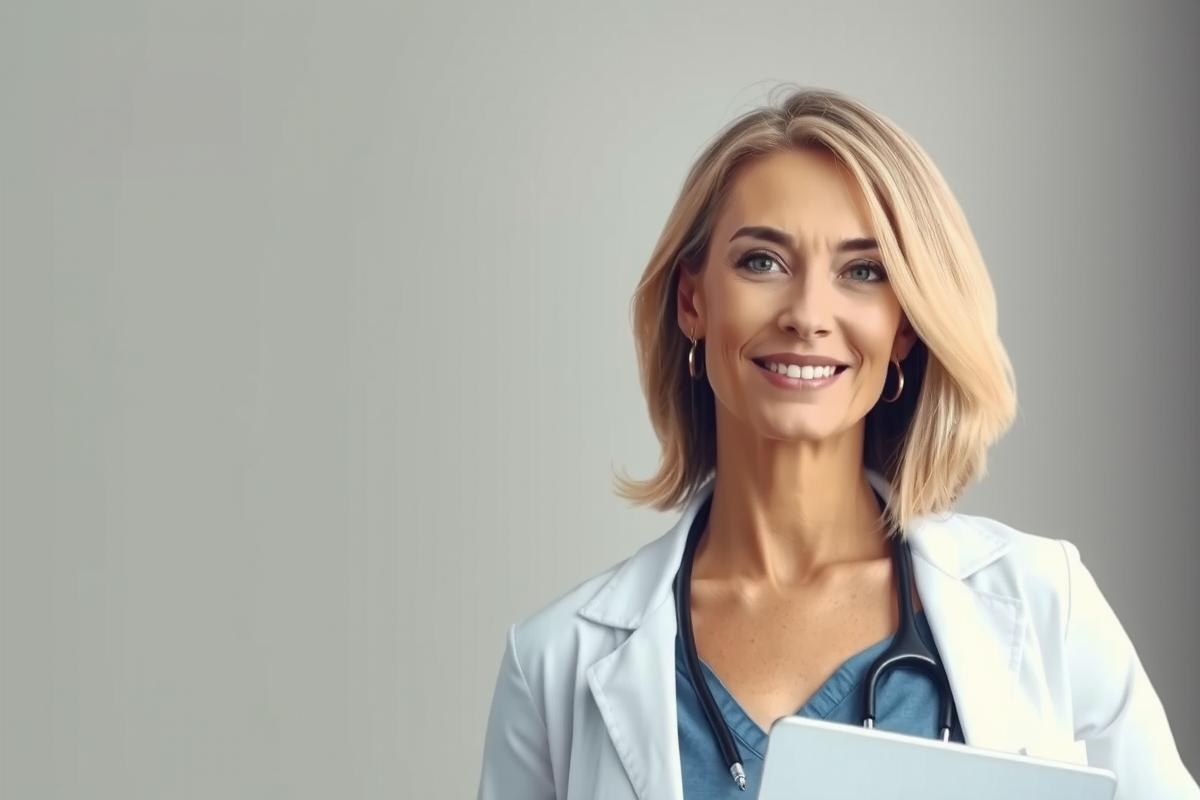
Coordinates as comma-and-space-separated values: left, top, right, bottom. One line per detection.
920, 508, 1080, 607
955, 509, 1074, 562
912, 509, 1105, 668
504, 521, 687, 682
509, 558, 627, 654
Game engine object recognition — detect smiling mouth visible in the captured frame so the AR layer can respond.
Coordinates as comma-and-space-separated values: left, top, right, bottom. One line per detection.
751, 358, 850, 379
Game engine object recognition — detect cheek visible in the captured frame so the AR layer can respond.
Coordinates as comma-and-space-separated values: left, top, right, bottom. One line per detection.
705, 287, 764, 354
708, 280, 761, 325
850, 303, 903, 356
701, 302, 761, 400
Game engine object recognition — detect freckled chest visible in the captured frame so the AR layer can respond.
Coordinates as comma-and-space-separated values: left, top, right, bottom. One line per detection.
687, 560, 915, 734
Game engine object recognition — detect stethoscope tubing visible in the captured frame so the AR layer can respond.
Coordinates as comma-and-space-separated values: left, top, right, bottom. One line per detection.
673, 490, 959, 792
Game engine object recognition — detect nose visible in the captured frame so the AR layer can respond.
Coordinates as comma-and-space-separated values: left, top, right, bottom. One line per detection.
778, 271, 833, 340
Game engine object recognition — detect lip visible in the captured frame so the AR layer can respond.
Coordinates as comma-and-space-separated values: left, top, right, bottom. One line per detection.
754, 359, 848, 391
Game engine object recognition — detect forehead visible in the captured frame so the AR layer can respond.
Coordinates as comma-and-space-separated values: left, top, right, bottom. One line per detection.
717, 148, 875, 243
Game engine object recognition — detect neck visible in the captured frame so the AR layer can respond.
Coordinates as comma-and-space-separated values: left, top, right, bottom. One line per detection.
696, 415, 888, 587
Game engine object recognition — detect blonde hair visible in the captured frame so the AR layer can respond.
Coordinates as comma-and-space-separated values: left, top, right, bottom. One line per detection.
612, 86, 1017, 534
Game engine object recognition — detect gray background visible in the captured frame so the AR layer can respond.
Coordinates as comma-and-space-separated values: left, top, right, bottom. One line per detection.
2, 0, 1197, 797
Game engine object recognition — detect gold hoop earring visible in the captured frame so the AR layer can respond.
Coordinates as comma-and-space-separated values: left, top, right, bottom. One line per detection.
882, 357, 905, 403
687, 334, 703, 380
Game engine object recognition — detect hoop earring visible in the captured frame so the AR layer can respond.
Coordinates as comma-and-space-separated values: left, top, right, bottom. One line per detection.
881, 357, 905, 403
687, 334, 703, 380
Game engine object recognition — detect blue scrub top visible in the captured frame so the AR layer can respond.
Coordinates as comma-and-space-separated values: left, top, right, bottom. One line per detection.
675, 609, 965, 799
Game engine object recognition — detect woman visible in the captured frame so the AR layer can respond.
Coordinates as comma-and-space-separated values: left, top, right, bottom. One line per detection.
475, 88, 1199, 799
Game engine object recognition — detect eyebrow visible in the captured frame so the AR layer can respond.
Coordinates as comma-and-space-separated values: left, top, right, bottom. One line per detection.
729, 225, 878, 253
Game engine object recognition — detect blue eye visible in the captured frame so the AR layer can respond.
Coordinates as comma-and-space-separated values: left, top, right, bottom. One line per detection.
737, 251, 783, 274
844, 261, 886, 282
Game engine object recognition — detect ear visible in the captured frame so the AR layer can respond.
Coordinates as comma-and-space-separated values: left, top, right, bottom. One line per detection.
676, 265, 705, 340
893, 314, 919, 361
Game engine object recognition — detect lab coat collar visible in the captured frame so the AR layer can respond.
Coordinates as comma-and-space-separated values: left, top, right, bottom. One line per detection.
579, 469, 1037, 800
577, 469, 1012, 630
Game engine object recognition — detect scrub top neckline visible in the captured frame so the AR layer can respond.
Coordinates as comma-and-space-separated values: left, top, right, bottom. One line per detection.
677, 609, 933, 759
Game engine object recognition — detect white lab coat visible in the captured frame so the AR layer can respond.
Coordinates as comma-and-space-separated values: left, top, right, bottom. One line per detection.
477, 470, 1199, 799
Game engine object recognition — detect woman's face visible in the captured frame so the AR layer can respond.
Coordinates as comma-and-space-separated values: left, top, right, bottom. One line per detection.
677, 147, 917, 445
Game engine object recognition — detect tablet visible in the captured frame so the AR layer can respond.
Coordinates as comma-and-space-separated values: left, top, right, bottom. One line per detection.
759, 716, 1116, 799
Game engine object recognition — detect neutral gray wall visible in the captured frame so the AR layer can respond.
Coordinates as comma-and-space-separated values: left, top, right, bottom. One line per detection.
2, 1, 1197, 797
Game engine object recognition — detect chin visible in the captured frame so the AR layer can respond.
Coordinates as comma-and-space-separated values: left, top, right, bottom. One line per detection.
758, 416, 843, 444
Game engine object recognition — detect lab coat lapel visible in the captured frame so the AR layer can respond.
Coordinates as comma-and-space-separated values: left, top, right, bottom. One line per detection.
578, 480, 703, 800
585, 597, 684, 800
906, 514, 1036, 755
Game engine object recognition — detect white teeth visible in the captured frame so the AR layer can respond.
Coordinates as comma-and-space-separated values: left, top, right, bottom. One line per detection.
765, 362, 837, 379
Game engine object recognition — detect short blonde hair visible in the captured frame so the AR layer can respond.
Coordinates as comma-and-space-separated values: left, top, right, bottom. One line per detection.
612, 87, 1017, 535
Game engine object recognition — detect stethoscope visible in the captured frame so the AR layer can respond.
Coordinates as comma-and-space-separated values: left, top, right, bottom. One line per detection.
673, 489, 959, 792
